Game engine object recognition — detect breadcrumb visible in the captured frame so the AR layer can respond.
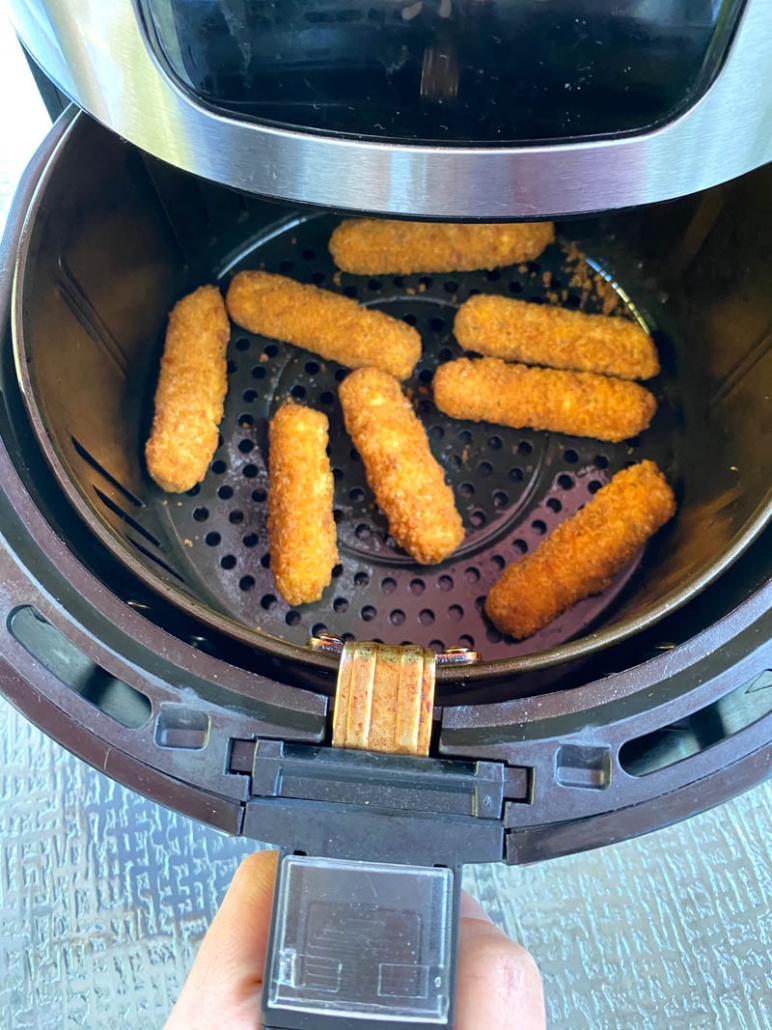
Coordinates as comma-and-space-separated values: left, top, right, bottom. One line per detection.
339, 368, 464, 565
227, 271, 420, 380
433, 357, 656, 443
328, 220, 555, 275
145, 285, 230, 493
268, 403, 338, 606
486, 461, 676, 639
454, 294, 659, 380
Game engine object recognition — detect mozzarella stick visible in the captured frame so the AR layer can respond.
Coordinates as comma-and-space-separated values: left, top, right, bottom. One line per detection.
226, 271, 420, 380
433, 357, 656, 443
454, 294, 659, 380
339, 368, 464, 565
486, 460, 676, 639
268, 403, 338, 606
145, 285, 230, 493
329, 219, 555, 275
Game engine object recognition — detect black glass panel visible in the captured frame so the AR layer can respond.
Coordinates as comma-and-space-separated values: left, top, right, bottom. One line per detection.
142, 0, 745, 144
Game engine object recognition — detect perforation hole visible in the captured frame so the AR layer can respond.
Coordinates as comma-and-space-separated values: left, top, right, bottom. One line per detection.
238, 440, 254, 454
349, 487, 365, 502
243, 533, 259, 548
547, 497, 562, 513
458, 429, 472, 444
403, 313, 417, 326
488, 436, 502, 451
410, 578, 426, 595
493, 490, 508, 508
444, 280, 459, 294
558, 474, 574, 490
420, 370, 434, 384
239, 413, 254, 427
513, 539, 528, 554
186, 484, 201, 497
478, 461, 493, 477
420, 276, 433, 289
459, 482, 475, 499
355, 572, 370, 587
332, 564, 343, 579
205, 532, 221, 547
229, 511, 244, 524
252, 367, 266, 380
491, 554, 506, 570
305, 360, 320, 375
286, 611, 301, 626
486, 628, 503, 643
264, 344, 279, 358
243, 464, 258, 478
429, 640, 446, 653
564, 449, 578, 464
291, 385, 306, 400
459, 635, 474, 649
390, 609, 406, 625
240, 576, 256, 591
236, 337, 250, 352
343, 285, 358, 298
381, 577, 396, 594
361, 605, 377, 621
532, 520, 547, 535
311, 271, 325, 285
260, 553, 271, 568
302, 248, 316, 260
589, 480, 603, 494
252, 488, 267, 502
438, 576, 453, 591
211, 460, 227, 474
220, 555, 236, 570
439, 347, 453, 362
419, 609, 435, 625
518, 440, 532, 455
595, 454, 609, 470
193, 507, 209, 522
355, 523, 370, 538
486, 269, 501, 281
448, 605, 463, 622
509, 281, 524, 295
429, 425, 444, 440
368, 278, 382, 291
333, 597, 349, 613
430, 317, 445, 332
464, 567, 480, 583
509, 467, 524, 482
312, 622, 328, 636
470, 510, 487, 528
227, 359, 238, 374
320, 391, 334, 405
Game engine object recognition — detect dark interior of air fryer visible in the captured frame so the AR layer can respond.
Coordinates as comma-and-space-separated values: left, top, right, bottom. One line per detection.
15, 118, 772, 700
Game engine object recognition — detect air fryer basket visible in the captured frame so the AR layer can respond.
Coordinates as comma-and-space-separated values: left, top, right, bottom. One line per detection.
12, 114, 772, 690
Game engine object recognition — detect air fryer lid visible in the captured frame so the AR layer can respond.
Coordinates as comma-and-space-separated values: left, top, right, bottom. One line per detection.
12, 114, 772, 687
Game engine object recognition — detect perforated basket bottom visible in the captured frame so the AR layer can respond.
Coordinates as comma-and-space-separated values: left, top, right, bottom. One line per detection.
154, 214, 677, 659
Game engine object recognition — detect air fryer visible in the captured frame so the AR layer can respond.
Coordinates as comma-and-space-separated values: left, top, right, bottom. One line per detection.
4, 1, 772, 1027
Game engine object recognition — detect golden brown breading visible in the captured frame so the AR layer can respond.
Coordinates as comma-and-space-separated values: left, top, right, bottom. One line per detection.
338, 367, 464, 565
268, 403, 339, 606
454, 294, 659, 380
486, 460, 676, 639
328, 219, 555, 276
433, 357, 656, 443
226, 271, 420, 380
145, 285, 230, 493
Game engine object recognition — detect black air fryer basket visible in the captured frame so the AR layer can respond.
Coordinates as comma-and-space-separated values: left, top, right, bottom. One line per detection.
2, 109, 772, 960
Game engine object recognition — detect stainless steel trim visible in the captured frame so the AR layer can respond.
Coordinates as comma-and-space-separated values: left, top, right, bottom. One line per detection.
8, 0, 772, 218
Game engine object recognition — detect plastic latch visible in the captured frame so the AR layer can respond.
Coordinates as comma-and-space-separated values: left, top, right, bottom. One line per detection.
263, 855, 458, 1030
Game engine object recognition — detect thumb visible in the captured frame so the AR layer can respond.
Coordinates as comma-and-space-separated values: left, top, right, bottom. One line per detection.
165, 849, 278, 1030
454, 893, 545, 1030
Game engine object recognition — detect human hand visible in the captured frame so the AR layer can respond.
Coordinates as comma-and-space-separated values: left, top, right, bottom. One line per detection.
165, 851, 545, 1030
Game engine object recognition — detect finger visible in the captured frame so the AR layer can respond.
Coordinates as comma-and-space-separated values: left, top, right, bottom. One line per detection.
165, 849, 278, 1030
455, 891, 545, 1030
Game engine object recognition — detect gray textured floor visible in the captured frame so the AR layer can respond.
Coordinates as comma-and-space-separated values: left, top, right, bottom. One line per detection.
2, 17, 772, 1029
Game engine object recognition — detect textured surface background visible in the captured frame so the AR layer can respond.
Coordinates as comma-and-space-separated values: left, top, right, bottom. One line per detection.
1, 17, 772, 1030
